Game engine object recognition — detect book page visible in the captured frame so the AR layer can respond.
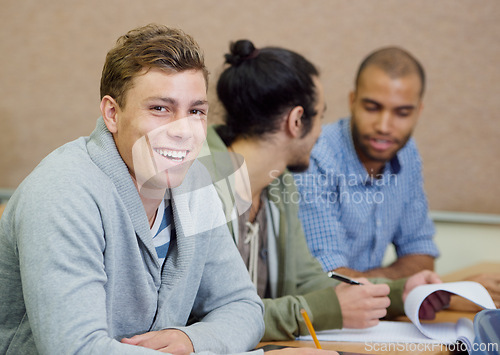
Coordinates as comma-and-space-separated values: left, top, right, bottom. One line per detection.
298, 321, 443, 344
298, 281, 496, 344
404, 281, 496, 342
456, 317, 475, 349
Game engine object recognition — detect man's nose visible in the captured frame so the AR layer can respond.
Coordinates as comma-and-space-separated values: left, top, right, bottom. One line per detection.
167, 116, 194, 140
374, 111, 392, 134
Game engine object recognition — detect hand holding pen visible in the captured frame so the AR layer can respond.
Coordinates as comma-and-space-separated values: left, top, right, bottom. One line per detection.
331, 272, 391, 329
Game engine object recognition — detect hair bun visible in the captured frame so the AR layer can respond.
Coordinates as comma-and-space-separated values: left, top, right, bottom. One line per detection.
224, 39, 259, 65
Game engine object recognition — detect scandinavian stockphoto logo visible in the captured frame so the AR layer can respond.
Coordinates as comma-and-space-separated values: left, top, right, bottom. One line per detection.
269, 169, 398, 205
131, 117, 207, 199
131, 121, 253, 224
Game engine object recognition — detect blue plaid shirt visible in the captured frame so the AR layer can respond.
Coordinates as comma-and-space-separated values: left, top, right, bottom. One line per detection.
295, 118, 439, 272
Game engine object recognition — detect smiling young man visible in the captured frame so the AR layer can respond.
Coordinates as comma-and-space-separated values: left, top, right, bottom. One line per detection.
296, 47, 440, 279
0, 24, 265, 354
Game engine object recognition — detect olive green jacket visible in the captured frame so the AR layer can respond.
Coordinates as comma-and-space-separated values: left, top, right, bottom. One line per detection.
203, 125, 406, 341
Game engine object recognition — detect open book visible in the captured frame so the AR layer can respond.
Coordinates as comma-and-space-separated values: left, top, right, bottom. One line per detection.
298, 281, 496, 346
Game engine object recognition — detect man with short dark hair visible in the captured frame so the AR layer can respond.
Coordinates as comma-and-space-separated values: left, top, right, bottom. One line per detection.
0, 24, 265, 354
296, 47, 439, 279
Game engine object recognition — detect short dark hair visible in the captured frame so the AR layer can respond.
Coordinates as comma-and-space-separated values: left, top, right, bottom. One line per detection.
355, 46, 425, 97
100, 24, 208, 108
216, 40, 319, 144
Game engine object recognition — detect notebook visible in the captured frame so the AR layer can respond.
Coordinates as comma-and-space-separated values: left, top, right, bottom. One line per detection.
298, 281, 496, 347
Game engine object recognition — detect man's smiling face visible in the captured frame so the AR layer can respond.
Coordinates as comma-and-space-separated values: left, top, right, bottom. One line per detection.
350, 65, 423, 170
106, 68, 208, 192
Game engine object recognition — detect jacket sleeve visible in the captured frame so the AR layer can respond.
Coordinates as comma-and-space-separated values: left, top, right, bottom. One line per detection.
261, 288, 342, 341
11, 171, 163, 355
262, 174, 343, 341
263, 174, 407, 340
387, 278, 407, 318
177, 221, 265, 352
262, 277, 406, 341
370, 277, 407, 318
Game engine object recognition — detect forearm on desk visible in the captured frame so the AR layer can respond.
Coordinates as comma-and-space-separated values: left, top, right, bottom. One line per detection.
334, 255, 435, 280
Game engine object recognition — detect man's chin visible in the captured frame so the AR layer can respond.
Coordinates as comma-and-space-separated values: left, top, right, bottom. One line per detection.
366, 149, 399, 164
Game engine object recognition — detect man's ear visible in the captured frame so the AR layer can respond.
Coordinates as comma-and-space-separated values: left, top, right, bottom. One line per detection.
286, 106, 305, 138
100, 95, 120, 134
348, 91, 356, 113
416, 101, 424, 117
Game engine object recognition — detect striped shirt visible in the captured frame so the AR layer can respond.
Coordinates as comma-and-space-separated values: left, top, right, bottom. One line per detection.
150, 199, 174, 266
295, 118, 439, 272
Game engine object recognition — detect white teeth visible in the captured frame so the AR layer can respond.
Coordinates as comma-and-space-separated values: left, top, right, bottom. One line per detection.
154, 149, 188, 160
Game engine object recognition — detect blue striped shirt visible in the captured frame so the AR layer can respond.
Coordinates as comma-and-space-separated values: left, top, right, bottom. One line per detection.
151, 199, 174, 266
294, 118, 439, 272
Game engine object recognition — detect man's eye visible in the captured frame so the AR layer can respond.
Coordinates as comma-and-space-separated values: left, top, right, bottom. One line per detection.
152, 106, 166, 112
190, 109, 206, 117
396, 110, 412, 117
364, 105, 379, 112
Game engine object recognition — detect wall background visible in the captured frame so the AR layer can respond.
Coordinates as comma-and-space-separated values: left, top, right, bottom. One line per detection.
1, 0, 499, 214
382, 221, 500, 275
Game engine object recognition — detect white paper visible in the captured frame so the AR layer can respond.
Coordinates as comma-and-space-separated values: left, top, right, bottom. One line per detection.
299, 321, 444, 344
405, 281, 495, 344
298, 281, 496, 345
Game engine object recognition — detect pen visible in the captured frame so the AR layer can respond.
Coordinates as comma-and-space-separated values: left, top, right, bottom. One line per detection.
300, 308, 322, 349
327, 271, 363, 285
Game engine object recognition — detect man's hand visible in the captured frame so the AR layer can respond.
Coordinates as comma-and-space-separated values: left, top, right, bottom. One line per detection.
450, 273, 500, 311
336, 278, 391, 328
403, 270, 450, 320
267, 348, 338, 355
121, 329, 193, 355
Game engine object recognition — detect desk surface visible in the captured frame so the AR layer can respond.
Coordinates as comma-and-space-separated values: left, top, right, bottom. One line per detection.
441, 262, 500, 283
259, 262, 500, 355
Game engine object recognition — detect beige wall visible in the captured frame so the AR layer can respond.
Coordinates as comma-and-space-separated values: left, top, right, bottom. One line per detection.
1, 0, 499, 214
382, 222, 500, 275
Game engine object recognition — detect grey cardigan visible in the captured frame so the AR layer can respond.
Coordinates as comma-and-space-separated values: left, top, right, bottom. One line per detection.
0, 118, 264, 354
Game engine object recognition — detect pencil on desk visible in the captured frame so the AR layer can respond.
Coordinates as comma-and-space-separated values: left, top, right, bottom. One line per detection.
300, 308, 322, 349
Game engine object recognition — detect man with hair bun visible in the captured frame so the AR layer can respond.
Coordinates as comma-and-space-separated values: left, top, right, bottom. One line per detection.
202, 40, 449, 341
